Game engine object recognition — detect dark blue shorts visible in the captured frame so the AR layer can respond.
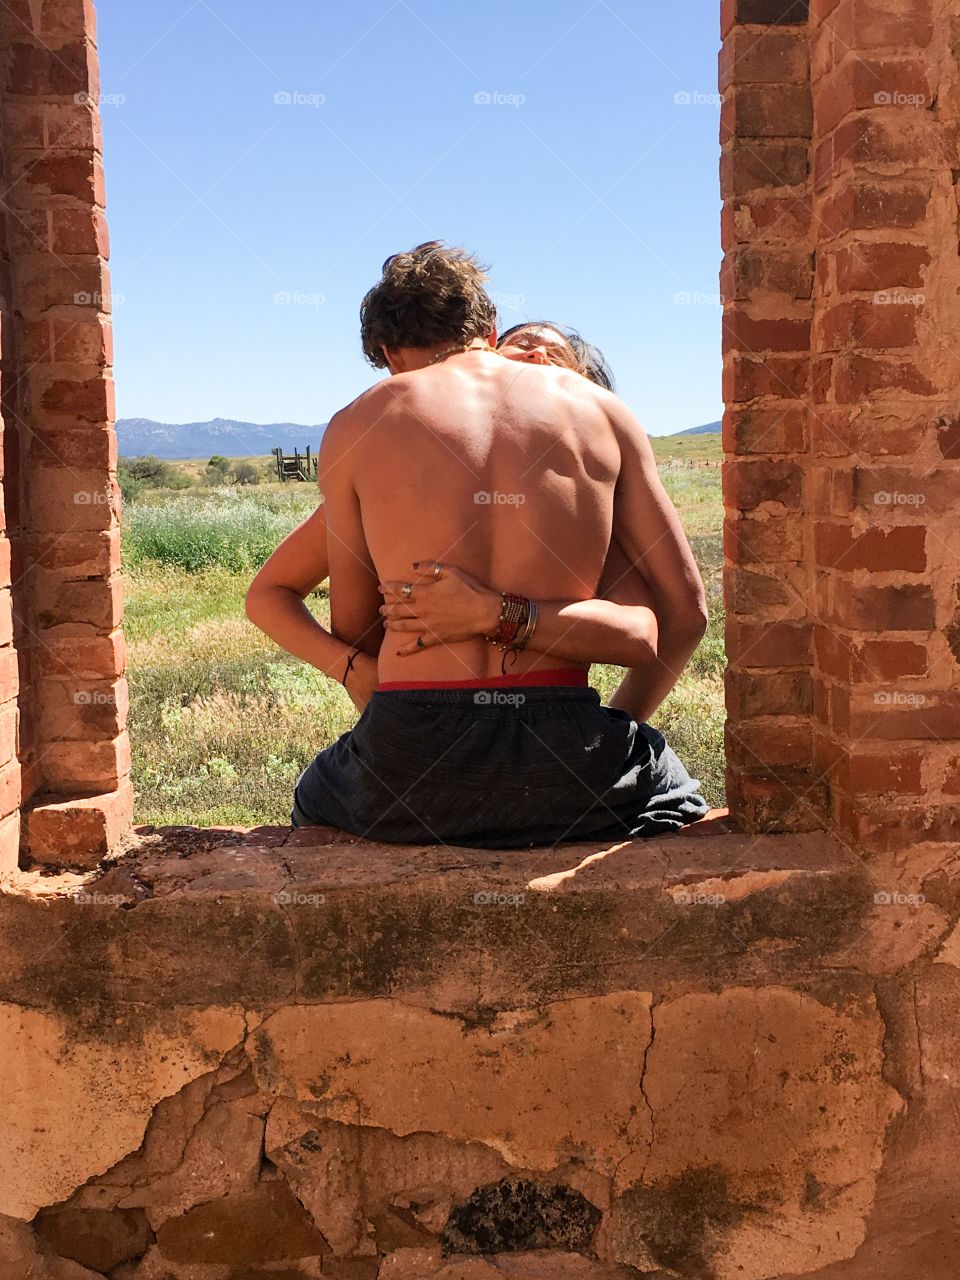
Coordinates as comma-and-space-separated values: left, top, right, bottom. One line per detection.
291, 686, 708, 849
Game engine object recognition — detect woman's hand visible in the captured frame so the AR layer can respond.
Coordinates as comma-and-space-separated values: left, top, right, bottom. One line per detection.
344, 650, 379, 712
379, 562, 501, 657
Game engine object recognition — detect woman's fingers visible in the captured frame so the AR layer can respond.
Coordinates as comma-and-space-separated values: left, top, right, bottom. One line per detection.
379, 572, 438, 596
411, 561, 457, 576
379, 583, 438, 604
395, 632, 442, 656
383, 618, 426, 633
380, 602, 420, 619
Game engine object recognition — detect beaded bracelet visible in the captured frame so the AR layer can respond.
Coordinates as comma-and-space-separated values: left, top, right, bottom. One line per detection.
490, 593, 529, 650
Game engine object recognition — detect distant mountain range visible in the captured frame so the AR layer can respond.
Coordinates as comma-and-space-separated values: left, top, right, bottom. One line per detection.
116, 415, 721, 459
673, 420, 721, 436
116, 418, 328, 459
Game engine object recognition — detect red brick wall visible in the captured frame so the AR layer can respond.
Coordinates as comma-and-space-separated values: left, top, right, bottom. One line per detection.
720, 0, 820, 831
0, 0, 130, 868
722, 0, 960, 849
0, 96, 21, 866
809, 0, 960, 851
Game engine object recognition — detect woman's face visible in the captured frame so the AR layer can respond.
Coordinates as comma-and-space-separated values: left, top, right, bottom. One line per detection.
497, 324, 580, 373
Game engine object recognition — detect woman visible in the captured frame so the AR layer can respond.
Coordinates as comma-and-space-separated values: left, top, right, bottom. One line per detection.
497, 321, 616, 391
246, 323, 662, 721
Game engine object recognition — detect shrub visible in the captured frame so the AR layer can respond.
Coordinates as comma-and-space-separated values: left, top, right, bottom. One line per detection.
118, 468, 144, 506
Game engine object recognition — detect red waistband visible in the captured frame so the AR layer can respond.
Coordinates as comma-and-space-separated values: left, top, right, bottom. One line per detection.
379, 667, 589, 692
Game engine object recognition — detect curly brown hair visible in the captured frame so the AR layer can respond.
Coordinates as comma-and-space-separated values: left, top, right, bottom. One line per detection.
360, 241, 498, 368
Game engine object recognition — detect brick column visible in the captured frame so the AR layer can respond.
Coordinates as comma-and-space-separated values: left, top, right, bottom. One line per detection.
806, 0, 959, 851
719, 0, 823, 831
1, 0, 131, 868
0, 121, 21, 869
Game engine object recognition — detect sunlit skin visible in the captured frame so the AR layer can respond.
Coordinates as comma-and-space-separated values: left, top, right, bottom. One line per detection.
246, 328, 704, 719
382, 324, 659, 657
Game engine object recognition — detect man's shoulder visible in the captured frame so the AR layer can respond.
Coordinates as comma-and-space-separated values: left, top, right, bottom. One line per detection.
323, 380, 403, 444
537, 365, 639, 439
519, 361, 622, 410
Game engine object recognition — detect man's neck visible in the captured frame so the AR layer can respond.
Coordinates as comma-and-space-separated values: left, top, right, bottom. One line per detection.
388, 338, 490, 374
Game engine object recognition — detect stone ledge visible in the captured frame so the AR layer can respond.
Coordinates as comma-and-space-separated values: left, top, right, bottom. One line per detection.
0, 823, 952, 1013
0, 824, 958, 1278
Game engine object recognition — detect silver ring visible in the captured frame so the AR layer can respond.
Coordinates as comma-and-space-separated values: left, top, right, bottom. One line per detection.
433, 562, 443, 579
416, 635, 426, 650
401, 583, 413, 599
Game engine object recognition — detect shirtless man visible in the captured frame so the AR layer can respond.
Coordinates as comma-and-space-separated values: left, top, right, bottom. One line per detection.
282, 242, 709, 847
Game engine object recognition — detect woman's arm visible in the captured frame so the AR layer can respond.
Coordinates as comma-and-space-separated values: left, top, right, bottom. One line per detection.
245, 504, 379, 711
598, 540, 679, 723
379, 564, 658, 670
524, 598, 657, 667
606, 402, 709, 712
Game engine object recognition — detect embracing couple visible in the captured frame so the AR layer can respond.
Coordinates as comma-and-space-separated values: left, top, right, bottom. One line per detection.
246, 242, 710, 849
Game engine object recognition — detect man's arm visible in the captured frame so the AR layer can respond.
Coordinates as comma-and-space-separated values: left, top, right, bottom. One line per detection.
607, 401, 708, 721
318, 409, 384, 661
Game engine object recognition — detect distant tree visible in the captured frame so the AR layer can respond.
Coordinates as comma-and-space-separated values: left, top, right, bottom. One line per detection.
204, 455, 234, 487
232, 461, 261, 486
124, 455, 167, 484
117, 460, 144, 506
123, 455, 192, 490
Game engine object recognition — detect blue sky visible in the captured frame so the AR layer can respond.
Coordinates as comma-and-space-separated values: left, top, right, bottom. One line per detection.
97, 0, 723, 435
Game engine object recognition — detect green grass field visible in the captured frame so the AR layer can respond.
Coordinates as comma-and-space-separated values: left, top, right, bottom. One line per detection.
124, 436, 725, 828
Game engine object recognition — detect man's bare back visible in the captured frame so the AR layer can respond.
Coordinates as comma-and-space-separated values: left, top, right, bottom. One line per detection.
290, 241, 708, 843
320, 348, 623, 685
